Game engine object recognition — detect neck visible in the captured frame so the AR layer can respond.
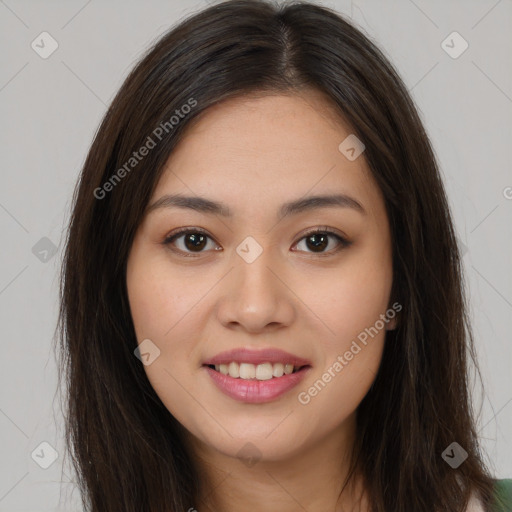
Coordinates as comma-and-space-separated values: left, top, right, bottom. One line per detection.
189, 414, 368, 512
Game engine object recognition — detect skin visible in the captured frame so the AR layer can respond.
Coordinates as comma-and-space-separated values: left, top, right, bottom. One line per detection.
126, 89, 397, 512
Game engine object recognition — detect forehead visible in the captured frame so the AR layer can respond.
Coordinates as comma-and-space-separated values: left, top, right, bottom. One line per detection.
152, 91, 382, 219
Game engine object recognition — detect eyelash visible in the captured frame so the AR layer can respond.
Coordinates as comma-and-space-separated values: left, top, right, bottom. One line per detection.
162, 226, 352, 258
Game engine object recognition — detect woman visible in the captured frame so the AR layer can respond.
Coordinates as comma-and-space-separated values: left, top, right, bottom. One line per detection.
57, 0, 511, 510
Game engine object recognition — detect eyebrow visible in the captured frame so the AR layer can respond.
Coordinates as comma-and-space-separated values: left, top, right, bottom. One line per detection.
146, 193, 366, 219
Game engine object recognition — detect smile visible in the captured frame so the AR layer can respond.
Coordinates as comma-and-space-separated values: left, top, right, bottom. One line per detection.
208, 362, 303, 380
202, 348, 312, 403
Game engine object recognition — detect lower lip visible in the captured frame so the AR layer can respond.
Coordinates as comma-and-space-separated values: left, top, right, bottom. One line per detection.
204, 366, 311, 404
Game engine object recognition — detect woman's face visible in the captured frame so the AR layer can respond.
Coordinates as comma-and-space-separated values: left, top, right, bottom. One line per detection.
126, 90, 396, 463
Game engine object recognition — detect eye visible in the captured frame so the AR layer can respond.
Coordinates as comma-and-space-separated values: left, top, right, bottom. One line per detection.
163, 228, 220, 257
292, 227, 351, 256
162, 226, 351, 257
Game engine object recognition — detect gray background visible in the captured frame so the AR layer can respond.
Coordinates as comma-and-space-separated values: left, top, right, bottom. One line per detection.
0, 0, 511, 510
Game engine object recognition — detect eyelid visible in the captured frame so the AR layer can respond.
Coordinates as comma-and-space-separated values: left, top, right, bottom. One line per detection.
295, 225, 350, 244
162, 226, 351, 257
162, 227, 220, 258
163, 226, 215, 246
292, 226, 352, 256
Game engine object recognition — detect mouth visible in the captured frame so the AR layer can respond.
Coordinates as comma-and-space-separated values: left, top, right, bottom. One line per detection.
202, 348, 312, 403
204, 362, 308, 380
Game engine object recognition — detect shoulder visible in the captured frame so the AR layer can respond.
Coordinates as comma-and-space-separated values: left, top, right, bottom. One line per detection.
491, 479, 512, 512
466, 480, 512, 512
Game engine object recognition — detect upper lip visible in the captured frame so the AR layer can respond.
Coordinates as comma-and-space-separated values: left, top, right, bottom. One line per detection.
203, 348, 311, 367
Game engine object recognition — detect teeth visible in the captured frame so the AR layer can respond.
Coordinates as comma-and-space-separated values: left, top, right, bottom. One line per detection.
272, 363, 284, 377
228, 361, 240, 378
255, 363, 273, 380
239, 363, 256, 379
212, 362, 302, 380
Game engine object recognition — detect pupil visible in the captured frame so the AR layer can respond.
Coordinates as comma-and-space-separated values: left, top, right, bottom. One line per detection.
307, 233, 328, 252
185, 233, 206, 251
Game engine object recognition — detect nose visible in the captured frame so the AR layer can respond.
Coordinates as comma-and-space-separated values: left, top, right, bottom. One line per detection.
215, 252, 296, 334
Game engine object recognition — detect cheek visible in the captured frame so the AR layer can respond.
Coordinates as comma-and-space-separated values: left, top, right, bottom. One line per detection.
127, 253, 204, 341
126, 248, 213, 379
330, 275, 391, 341
294, 249, 393, 348
126, 254, 203, 425
296, 336, 384, 439
127, 266, 205, 399
293, 248, 392, 429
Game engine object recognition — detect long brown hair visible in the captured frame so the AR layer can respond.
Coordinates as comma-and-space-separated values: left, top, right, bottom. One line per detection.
56, 1, 496, 510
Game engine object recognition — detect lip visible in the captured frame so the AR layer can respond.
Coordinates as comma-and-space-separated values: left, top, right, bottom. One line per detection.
204, 365, 311, 403
202, 348, 312, 404
203, 347, 311, 367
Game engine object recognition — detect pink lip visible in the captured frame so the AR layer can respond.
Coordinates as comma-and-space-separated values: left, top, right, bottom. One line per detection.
203, 348, 311, 367
204, 365, 311, 403
203, 348, 312, 403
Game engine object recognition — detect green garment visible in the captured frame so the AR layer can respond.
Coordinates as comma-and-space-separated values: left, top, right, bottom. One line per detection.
492, 479, 512, 511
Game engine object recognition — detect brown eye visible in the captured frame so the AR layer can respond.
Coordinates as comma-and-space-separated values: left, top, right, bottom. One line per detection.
182, 232, 208, 251
293, 228, 351, 255
304, 233, 329, 252
164, 229, 219, 256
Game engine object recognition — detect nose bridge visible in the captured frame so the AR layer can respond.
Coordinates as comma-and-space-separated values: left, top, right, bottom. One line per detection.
234, 232, 277, 285
235, 243, 280, 305
217, 240, 295, 331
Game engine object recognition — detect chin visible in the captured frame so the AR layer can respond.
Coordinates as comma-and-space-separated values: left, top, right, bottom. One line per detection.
190, 420, 308, 463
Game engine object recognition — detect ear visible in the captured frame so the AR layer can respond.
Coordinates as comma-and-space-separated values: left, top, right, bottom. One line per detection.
385, 300, 401, 331
385, 315, 398, 331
